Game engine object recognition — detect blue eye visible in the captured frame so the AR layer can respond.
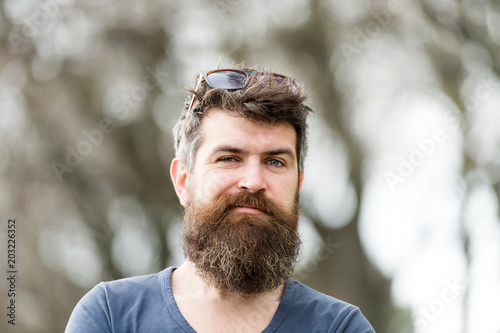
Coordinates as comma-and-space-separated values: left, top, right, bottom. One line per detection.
267, 159, 284, 167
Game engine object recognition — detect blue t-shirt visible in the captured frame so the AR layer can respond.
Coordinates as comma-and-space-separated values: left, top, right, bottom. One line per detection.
66, 267, 375, 332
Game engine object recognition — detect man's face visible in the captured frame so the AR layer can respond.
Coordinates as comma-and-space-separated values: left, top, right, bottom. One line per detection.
175, 108, 304, 297
187, 108, 302, 208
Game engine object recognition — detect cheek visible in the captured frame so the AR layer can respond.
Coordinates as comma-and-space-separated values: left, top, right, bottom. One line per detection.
192, 170, 236, 203
271, 177, 300, 209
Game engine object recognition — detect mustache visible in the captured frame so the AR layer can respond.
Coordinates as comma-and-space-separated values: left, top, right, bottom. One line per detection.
195, 190, 298, 222
225, 191, 275, 214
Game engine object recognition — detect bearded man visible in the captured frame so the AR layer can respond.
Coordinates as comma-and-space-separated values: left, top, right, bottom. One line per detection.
66, 67, 375, 332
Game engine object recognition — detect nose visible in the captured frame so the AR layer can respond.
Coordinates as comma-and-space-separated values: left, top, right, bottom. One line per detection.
237, 161, 267, 193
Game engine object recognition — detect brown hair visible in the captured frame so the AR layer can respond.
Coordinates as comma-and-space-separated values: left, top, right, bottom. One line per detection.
172, 68, 312, 173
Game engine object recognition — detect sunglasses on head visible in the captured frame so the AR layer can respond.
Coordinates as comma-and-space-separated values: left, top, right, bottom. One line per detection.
188, 69, 299, 114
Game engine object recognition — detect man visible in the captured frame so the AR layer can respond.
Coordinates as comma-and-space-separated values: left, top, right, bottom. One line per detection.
66, 67, 375, 332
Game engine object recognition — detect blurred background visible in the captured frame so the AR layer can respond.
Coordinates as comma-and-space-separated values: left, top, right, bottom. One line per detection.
1, 0, 500, 332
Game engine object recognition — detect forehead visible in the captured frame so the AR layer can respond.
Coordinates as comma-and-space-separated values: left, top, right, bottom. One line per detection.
198, 109, 297, 155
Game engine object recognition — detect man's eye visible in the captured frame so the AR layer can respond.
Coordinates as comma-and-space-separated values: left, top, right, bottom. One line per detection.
218, 157, 237, 162
267, 159, 284, 167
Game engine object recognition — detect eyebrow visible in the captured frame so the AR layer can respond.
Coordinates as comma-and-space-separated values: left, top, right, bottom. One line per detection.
210, 145, 296, 160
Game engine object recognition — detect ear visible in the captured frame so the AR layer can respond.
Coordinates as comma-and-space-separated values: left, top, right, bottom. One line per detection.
298, 169, 304, 193
171, 158, 189, 206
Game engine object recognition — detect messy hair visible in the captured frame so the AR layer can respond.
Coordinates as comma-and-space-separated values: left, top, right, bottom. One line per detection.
172, 68, 312, 173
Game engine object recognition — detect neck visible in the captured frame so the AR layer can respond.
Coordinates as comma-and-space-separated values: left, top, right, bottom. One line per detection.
171, 260, 286, 332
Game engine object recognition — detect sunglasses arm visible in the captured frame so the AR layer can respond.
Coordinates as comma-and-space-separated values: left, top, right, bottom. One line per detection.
188, 74, 204, 114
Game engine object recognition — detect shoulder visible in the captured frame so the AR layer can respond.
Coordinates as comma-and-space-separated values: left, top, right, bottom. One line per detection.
97, 267, 172, 296
65, 267, 175, 333
281, 280, 375, 332
86, 267, 174, 314
286, 280, 355, 315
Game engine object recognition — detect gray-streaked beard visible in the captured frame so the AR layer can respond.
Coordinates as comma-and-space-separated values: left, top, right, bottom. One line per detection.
181, 190, 301, 299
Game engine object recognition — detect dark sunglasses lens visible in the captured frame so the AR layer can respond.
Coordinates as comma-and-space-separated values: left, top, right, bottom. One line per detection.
205, 71, 248, 90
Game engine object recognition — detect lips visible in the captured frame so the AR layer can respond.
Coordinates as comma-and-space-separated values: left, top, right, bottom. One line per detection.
233, 206, 264, 214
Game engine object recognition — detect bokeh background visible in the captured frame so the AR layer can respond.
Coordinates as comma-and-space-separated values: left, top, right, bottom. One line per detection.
1, 0, 500, 332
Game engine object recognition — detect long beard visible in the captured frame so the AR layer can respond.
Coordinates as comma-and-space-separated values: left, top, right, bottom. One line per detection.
181, 190, 301, 299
